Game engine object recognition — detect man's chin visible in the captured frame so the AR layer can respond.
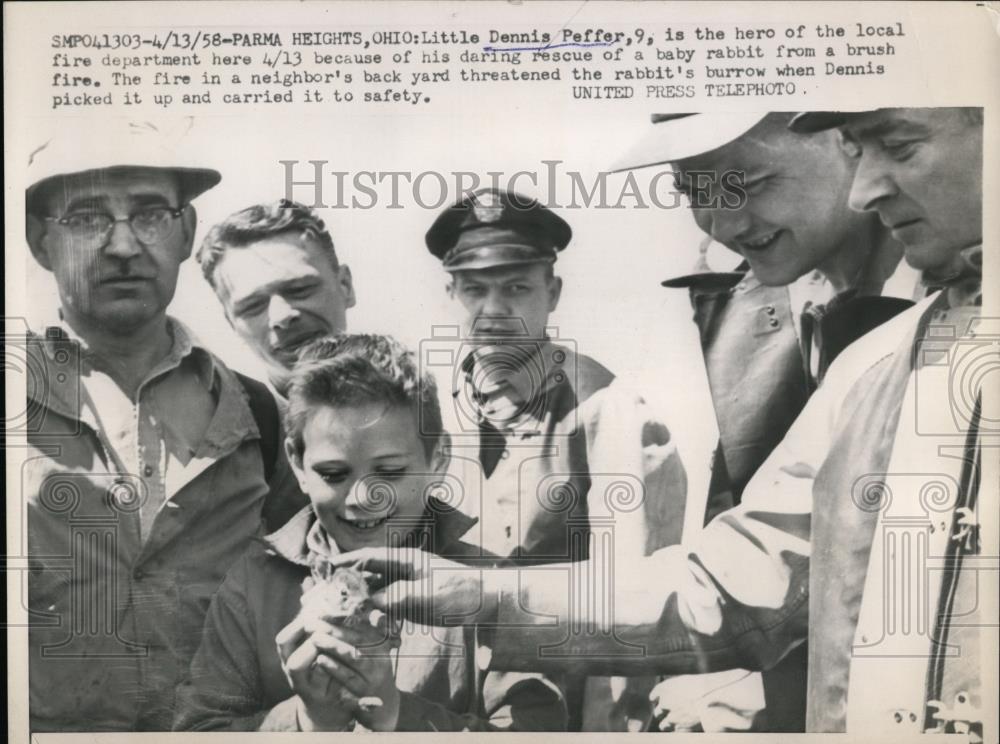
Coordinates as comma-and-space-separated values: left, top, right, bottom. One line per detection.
91, 305, 162, 335
744, 260, 800, 288
901, 239, 960, 276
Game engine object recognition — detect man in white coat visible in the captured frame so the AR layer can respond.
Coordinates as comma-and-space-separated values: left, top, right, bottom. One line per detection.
335, 107, 993, 740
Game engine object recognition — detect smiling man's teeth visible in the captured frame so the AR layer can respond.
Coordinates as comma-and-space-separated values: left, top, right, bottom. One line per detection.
743, 232, 778, 249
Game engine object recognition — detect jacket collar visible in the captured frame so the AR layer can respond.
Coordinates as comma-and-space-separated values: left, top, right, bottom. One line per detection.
929, 244, 982, 308
265, 500, 479, 567
28, 317, 217, 424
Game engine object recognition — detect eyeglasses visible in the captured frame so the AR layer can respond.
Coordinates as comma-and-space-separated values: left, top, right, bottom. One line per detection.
46, 205, 187, 245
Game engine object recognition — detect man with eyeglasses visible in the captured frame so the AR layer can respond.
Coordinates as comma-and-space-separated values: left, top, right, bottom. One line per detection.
22, 121, 303, 731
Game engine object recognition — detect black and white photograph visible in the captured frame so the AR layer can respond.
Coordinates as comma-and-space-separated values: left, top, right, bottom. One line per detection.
4, 2, 998, 742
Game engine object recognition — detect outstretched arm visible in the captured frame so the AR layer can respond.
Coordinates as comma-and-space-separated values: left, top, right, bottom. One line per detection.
335, 371, 842, 678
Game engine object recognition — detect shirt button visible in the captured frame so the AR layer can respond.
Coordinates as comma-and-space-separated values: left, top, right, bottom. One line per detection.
765, 305, 776, 315
143, 465, 154, 477
768, 318, 780, 328
133, 568, 146, 581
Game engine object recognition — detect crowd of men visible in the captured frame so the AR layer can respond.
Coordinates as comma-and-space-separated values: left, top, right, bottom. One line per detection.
21, 108, 989, 738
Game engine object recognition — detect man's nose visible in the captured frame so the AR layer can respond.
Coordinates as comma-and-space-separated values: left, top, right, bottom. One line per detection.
481, 288, 511, 316
102, 221, 143, 260
268, 294, 300, 329
693, 203, 752, 246
848, 153, 897, 213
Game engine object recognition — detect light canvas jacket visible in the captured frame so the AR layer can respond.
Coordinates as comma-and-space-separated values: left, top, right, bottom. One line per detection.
487, 268, 989, 737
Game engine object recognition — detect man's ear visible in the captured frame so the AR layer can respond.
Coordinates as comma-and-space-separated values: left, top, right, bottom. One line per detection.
338, 264, 357, 309
178, 204, 198, 262
284, 437, 308, 491
430, 431, 452, 476
547, 274, 563, 313
445, 278, 456, 300
26, 213, 53, 271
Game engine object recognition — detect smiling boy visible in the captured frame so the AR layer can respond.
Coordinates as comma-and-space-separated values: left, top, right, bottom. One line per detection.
173, 334, 565, 732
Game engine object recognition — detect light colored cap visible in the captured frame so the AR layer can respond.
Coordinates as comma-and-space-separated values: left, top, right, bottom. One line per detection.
609, 113, 769, 173
26, 119, 221, 212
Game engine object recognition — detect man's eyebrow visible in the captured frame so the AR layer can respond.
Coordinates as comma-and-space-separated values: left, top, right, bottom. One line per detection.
231, 275, 312, 309
62, 195, 106, 212
129, 192, 175, 207
231, 289, 269, 311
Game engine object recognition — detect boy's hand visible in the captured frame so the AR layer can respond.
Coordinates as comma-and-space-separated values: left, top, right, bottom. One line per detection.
314, 623, 402, 731
276, 613, 359, 731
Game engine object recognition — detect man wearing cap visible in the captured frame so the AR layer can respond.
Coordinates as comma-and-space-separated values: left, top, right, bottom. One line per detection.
337, 108, 991, 737
619, 111, 923, 732
22, 122, 303, 731
424, 188, 688, 731
197, 199, 357, 402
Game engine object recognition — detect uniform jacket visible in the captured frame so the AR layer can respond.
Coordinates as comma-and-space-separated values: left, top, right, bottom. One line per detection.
24, 320, 301, 731
671, 244, 917, 517
442, 340, 688, 731
664, 243, 916, 731
486, 264, 988, 736
173, 504, 567, 731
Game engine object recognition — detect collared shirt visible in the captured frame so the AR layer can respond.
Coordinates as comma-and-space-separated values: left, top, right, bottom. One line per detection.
62, 319, 218, 539
798, 236, 924, 383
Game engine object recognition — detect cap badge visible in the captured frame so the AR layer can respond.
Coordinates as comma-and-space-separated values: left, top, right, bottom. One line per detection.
472, 191, 505, 223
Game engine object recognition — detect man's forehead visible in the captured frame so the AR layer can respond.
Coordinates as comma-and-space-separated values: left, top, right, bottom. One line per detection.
451, 264, 546, 282
217, 236, 325, 299
841, 108, 936, 138
44, 167, 180, 210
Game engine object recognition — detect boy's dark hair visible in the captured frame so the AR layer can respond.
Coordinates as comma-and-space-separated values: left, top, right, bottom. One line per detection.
198, 199, 338, 290
285, 334, 443, 461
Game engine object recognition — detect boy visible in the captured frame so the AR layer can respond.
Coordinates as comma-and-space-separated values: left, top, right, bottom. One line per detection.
173, 334, 566, 731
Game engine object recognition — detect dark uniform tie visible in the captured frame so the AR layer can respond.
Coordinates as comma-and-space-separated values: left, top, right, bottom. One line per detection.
478, 417, 506, 478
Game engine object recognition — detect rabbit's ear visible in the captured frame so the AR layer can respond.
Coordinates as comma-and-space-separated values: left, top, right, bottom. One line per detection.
301, 575, 316, 595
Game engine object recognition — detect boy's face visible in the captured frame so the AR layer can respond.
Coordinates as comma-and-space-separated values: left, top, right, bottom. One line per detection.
288, 402, 444, 552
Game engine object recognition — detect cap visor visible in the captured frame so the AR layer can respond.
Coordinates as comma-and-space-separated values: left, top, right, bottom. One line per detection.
661, 271, 743, 289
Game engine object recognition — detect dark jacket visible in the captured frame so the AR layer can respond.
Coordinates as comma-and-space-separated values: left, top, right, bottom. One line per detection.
23, 321, 303, 732
173, 503, 567, 732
